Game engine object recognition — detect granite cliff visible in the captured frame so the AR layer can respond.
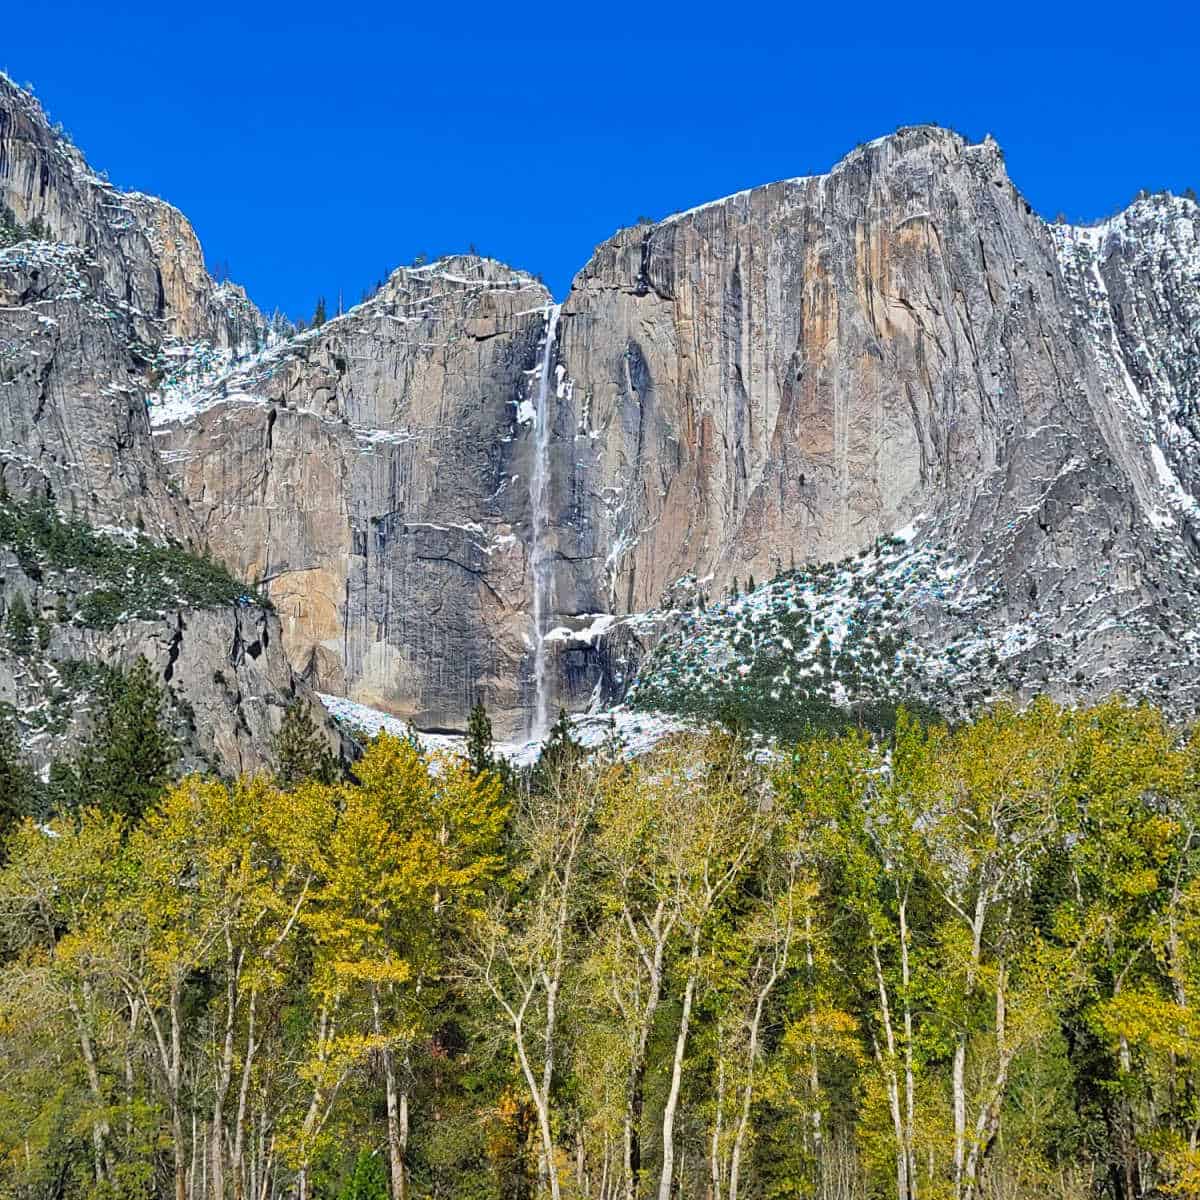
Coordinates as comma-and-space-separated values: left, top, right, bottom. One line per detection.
2, 74, 1198, 751
0, 75, 338, 770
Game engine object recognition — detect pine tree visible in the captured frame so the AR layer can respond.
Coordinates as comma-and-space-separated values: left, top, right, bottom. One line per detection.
532, 708, 582, 793
43, 758, 78, 817
817, 631, 833, 678
71, 658, 177, 823
272, 699, 339, 787
312, 296, 327, 327
0, 718, 39, 861
338, 1152, 389, 1200
6, 592, 33, 656
466, 699, 495, 777
748, 573, 756, 593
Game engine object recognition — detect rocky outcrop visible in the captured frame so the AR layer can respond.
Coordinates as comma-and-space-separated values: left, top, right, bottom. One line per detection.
0, 547, 336, 775
0, 239, 197, 534
535, 130, 1200, 713
0, 76, 337, 771
0, 74, 263, 353
152, 125, 1200, 728
556, 130, 1136, 598
1052, 194, 1200, 536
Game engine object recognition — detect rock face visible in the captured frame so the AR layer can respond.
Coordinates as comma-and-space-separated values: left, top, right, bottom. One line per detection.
555, 130, 1190, 602
4, 68, 1200, 740
0, 546, 331, 776
0, 240, 196, 534
1051, 194, 1200, 539
0, 76, 262, 353
546, 129, 1200, 712
152, 259, 557, 735
0, 76, 337, 771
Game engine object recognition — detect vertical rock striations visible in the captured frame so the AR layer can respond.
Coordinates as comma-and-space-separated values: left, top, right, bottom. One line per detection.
152, 258, 556, 736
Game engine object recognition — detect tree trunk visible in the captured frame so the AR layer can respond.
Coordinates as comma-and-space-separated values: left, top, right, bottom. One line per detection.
711, 1047, 725, 1200
870, 938, 908, 1200
232, 990, 259, 1200
171, 979, 187, 1200
175, 1101, 189, 1200
962, 969, 1012, 1200
729, 973, 773, 1200
897, 898, 918, 1200
69, 991, 112, 1185
370, 986, 407, 1200
804, 913, 823, 1162
399, 1087, 409, 1200
658, 931, 701, 1200
953, 886, 989, 1200
512, 1015, 561, 1200
623, 928, 665, 1200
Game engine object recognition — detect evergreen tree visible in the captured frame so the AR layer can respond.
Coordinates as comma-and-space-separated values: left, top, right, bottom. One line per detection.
312, 296, 327, 327
817, 631, 833, 678
338, 1152, 389, 1200
748, 573, 756, 593
6, 592, 33, 656
72, 658, 177, 823
43, 758, 78, 817
272, 699, 339, 787
0, 718, 39, 861
532, 707, 583, 793
466, 698, 495, 777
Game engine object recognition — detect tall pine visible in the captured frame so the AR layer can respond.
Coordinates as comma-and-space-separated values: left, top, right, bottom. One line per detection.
532, 707, 583, 793
71, 658, 177, 823
0, 718, 39, 861
466, 698, 495, 777
272, 699, 339, 787
6, 592, 33, 656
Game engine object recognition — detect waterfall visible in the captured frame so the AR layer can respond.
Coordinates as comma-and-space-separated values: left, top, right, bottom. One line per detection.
529, 303, 562, 739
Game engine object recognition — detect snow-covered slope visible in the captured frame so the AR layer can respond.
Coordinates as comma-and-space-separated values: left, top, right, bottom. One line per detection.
1051, 195, 1200, 535
320, 692, 695, 766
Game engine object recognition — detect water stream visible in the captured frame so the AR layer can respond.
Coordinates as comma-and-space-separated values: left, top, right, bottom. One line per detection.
529, 303, 562, 739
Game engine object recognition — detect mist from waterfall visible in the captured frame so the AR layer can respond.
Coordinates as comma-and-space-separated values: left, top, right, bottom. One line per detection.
529, 303, 562, 740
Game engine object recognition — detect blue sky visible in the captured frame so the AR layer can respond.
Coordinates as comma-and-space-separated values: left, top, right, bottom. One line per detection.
8, 2, 1197, 318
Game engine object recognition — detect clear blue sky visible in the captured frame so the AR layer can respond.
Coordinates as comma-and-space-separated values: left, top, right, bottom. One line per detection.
7, 1, 1197, 319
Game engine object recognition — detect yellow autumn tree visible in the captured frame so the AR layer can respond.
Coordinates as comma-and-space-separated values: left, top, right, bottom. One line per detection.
301, 734, 505, 1200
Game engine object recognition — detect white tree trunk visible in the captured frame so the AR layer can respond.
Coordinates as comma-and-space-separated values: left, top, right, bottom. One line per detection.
658, 932, 701, 1200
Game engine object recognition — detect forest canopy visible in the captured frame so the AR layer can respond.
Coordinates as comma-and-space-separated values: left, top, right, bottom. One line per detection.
1, 697, 1197, 1200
